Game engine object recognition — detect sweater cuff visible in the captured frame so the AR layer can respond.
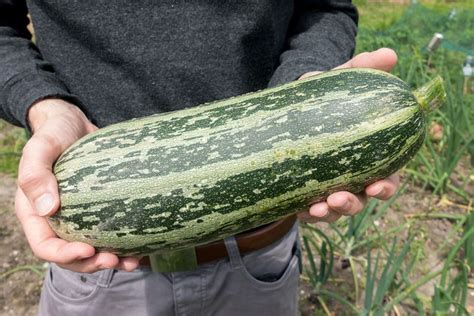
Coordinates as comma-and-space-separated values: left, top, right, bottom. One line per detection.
3, 71, 83, 129
268, 57, 335, 88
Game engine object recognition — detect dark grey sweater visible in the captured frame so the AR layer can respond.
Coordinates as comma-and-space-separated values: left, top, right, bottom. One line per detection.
0, 0, 357, 128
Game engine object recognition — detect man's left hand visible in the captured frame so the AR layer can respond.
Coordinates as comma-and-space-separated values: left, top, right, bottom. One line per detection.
297, 48, 400, 223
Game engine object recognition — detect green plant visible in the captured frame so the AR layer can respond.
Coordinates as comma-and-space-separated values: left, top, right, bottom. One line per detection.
430, 225, 474, 315
301, 224, 334, 289
464, 210, 474, 271
406, 66, 473, 200
362, 239, 400, 315
299, 2, 473, 314
0, 121, 27, 176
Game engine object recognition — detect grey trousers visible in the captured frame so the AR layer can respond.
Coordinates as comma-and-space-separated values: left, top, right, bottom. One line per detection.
38, 223, 300, 316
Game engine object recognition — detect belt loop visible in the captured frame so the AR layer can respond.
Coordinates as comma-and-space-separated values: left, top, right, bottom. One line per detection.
224, 236, 243, 270
96, 269, 115, 288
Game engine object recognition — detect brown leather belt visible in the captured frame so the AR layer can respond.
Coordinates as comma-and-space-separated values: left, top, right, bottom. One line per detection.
140, 214, 297, 267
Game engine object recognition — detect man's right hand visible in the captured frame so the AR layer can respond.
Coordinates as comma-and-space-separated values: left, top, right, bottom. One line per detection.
15, 99, 140, 273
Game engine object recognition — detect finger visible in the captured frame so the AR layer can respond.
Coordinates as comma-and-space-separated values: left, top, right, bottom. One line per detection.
16, 188, 123, 272
297, 211, 320, 223
366, 174, 400, 200
335, 48, 398, 72
58, 253, 120, 273
15, 188, 95, 263
298, 208, 341, 224
318, 210, 342, 223
116, 257, 141, 272
326, 191, 367, 216
299, 71, 323, 80
308, 202, 329, 218
17, 134, 63, 216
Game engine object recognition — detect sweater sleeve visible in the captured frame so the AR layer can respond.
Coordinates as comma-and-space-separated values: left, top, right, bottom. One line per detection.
0, 0, 82, 128
268, 0, 358, 87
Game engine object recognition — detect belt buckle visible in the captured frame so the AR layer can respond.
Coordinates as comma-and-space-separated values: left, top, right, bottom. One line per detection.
148, 247, 198, 272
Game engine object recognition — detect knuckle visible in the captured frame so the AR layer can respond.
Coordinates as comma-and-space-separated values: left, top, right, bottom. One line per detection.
31, 242, 54, 262
39, 133, 62, 153
354, 199, 365, 212
20, 138, 35, 155
32, 134, 62, 156
56, 263, 79, 272
31, 247, 46, 261
50, 256, 73, 266
14, 202, 22, 219
23, 133, 61, 156
14, 191, 21, 217
378, 189, 392, 200
388, 185, 398, 195
17, 171, 41, 191
353, 204, 364, 214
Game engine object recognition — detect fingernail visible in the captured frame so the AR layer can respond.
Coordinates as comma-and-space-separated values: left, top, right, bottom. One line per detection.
318, 208, 329, 217
311, 205, 329, 217
35, 193, 54, 216
369, 186, 382, 197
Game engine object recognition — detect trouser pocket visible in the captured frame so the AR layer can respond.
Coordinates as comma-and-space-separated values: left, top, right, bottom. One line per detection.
38, 264, 114, 315
236, 221, 300, 288
202, 222, 300, 316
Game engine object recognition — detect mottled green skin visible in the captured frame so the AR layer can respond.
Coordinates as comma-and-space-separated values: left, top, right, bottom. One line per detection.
50, 68, 426, 255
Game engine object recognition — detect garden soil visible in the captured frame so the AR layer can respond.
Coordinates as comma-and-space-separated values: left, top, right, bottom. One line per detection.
0, 173, 473, 315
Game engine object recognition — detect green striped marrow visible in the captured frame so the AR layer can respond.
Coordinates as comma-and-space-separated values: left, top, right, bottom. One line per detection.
49, 68, 445, 256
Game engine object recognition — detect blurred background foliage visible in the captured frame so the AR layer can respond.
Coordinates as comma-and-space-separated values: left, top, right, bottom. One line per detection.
299, 1, 473, 314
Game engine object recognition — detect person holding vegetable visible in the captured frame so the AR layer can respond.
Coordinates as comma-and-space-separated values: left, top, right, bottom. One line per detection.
0, 0, 399, 315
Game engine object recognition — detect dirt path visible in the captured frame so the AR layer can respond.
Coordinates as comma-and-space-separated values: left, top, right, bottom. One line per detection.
0, 174, 43, 316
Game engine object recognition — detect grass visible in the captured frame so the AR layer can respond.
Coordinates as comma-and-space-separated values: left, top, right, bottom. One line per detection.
406, 66, 473, 200
0, 120, 26, 176
465, 211, 474, 271
354, 0, 408, 30
0, 265, 45, 279
299, 1, 473, 315
301, 184, 472, 314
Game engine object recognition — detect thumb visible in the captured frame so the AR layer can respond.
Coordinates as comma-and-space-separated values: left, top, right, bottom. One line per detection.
335, 48, 398, 72
18, 133, 63, 216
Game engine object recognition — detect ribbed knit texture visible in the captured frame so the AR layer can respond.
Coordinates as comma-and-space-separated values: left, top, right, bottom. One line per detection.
0, 0, 357, 128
